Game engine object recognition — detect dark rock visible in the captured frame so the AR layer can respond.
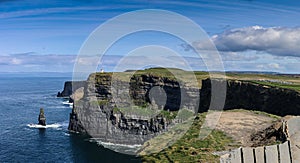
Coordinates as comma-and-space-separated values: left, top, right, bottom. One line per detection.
68, 109, 86, 133
69, 98, 74, 103
57, 91, 62, 97
250, 119, 287, 147
200, 78, 300, 116
57, 81, 86, 97
38, 108, 46, 126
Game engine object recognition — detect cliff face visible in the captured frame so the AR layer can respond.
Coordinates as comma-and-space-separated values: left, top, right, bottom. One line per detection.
68, 75, 300, 146
86, 73, 199, 111
200, 78, 300, 116
69, 73, 199, 145
57, 81, 86, 97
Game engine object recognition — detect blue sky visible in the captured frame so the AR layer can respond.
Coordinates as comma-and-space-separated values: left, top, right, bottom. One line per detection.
0, 0, 300, 73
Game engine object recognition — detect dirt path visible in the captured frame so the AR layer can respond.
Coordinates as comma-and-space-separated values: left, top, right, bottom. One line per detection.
204, 110, 278, 147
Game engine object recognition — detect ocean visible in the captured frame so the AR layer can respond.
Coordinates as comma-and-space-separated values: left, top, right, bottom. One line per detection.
0, 76, 140, 162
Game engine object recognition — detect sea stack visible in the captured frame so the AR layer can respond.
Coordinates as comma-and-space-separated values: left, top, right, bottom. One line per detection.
38, 108, 46, 126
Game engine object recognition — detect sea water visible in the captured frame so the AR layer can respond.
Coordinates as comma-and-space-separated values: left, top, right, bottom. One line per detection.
0, 75, 140, 162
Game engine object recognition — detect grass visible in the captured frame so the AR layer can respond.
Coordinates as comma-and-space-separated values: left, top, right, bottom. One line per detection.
89, 67, 203, 88
249, 80, 300, 92
140, 113, 236, 162
176, 108, 195, 121
89, 68, 300, 92
251, 110, 282, 120
113, 106, 160, 117
112, 106, 195, 122
159, 110, 178, 120
229, 109, 281, 120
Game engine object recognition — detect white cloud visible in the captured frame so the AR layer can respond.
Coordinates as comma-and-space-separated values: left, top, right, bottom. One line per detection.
0, 53, 76, 72
77, 57, 99, 65
194, 26, 300, 57
0, 6, 130, 19
220, 51, 259, 61
268, 63, 280, 69
256, 63, 281, 70
10, 58, 22, 65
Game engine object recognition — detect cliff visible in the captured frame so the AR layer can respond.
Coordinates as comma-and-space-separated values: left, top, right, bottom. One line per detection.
68, 72, 199, 145
200, 78, 300, 116
57, 81, 86, 97
67, 72, 300, 147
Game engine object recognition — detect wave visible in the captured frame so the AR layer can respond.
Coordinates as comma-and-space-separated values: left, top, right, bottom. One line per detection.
0, 129, 11, 136
64, 133, 70, 136
47, 106, 66, 109
89, 138, 142, 155
60, 121, 69, 127
27, 123, 62, 129
62, 101, 73, 108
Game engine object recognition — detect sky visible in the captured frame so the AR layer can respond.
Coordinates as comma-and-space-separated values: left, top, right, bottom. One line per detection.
0, 0, 300, 73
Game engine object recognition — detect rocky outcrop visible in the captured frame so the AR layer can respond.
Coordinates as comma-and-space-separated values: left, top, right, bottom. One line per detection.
249, 118, 288, 147
57, 81, 86, 97
68, 109, 86, 133
200, 78, 300, 116
71, 100, 171, 145
68, 73, 199, 145
38, 108, 46, 126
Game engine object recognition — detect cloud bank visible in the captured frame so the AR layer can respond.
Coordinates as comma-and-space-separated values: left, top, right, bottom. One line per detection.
194, 26, 300, 57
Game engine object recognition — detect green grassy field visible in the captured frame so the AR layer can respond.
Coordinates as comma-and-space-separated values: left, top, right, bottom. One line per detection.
141, 113, 236, 162
90, 68, 300, 91
249, 80, 300, 92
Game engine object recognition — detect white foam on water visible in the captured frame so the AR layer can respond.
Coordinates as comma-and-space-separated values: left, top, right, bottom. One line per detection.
89, 138, 142, 155
64, 133, 70, 136
62, 101, 73, 107
60, 121, 69, 127
48, 106, 66, 109
27, 123, 62, 129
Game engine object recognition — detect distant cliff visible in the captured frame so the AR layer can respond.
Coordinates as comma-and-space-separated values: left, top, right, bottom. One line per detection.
200, 78, 300, 116
67, 72, 300, 146
57, 81, 86, 97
